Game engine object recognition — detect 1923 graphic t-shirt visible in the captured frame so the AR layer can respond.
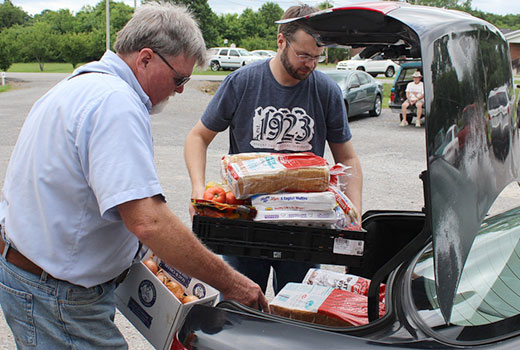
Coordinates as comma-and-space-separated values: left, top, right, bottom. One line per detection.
201, 60, 352, 157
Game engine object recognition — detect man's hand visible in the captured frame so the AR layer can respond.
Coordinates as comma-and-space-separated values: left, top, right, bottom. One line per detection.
221, 271, 270, 312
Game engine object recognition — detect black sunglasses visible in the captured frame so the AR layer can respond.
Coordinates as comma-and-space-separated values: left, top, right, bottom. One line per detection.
153, 50, 191, 87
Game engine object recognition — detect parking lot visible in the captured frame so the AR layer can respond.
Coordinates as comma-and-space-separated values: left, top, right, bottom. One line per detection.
1, 73, 519, 349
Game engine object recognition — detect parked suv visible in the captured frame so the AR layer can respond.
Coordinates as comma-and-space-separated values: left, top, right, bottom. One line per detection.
208, 47, 256, 71
389, 60, 423, 124
336, 53, 400, 77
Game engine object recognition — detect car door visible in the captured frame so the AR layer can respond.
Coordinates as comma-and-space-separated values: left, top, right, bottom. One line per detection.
367, 54, 384, 74
357, 72, 375, 111
228, 49, 241, 68
346, 74, 364, 116
218, 48, 230, 68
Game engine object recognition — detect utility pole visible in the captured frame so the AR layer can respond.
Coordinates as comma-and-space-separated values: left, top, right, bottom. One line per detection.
106, 0, 110, 51
325, 0, 329, 64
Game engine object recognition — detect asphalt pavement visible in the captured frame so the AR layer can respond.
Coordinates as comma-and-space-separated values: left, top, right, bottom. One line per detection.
1, 72, 519, 349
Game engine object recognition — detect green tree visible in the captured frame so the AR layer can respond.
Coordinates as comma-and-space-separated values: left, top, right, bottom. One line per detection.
240, 36, 275, 51
59, 32, 93, 68
240, 8, 266, 39
0, 0, 29, 29
157, 0, 219, 48
0, 32, 13, 71
257, 2, 283, 38
34, 9, 75, 34
17, 22, 60, 71
216, 13, 245, 47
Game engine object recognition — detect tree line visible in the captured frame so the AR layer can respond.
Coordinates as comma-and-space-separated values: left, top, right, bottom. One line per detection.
0, 0, 519, 72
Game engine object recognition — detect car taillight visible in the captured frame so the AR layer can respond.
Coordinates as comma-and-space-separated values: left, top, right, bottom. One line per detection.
390, 91, 395, 102
170, 332, 190, 350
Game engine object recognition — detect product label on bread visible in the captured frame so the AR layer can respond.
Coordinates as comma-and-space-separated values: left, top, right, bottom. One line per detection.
303, 268, 386, 301
252, 192, 336, 211
333, 237, 364, 256
269, 283, 331, 313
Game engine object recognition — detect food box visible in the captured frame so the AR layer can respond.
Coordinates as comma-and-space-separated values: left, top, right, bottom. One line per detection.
115, 256, 219, 350
192, 215, 366, 266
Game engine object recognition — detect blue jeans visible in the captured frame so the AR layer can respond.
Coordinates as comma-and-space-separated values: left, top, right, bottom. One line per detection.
0, 255, 127, 349
223, 255, 319, 294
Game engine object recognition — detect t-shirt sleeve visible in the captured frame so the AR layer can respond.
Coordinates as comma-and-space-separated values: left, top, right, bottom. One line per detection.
75, 91, 162, 220
325, 80, 352, 143
201, 74, 238, 132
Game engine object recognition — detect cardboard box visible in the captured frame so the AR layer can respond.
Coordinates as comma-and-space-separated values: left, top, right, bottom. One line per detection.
115, 257, 219, 350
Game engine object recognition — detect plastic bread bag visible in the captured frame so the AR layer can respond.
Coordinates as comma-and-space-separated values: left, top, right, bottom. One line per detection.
251, 192, 337, 212
302, 268, 386, 302
221, 152, 330, 199
328, 163, 361, 231
191, 199, 257, 220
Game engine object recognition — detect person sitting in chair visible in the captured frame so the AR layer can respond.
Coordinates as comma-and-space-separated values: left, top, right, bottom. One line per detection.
400, 70, 424, 127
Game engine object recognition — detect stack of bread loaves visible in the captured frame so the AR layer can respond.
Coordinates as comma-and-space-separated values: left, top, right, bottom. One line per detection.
221, 152, 344, 227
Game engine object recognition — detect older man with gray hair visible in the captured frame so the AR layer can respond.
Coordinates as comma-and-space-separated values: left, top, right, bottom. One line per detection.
0, 2, 267, 349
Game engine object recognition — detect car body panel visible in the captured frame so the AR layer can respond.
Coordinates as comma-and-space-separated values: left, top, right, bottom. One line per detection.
251, 49, 277, 58
336, 53, 400, 77
208, 47, 255, 70
177, 3, 520, 349
321, 69, 383, 117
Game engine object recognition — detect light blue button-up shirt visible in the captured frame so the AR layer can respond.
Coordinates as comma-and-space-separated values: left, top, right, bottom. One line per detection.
0, 51, 162, 287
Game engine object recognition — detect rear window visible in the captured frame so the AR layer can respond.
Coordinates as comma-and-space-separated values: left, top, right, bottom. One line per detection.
397, 65, 422, 82
411, 205, 520, 342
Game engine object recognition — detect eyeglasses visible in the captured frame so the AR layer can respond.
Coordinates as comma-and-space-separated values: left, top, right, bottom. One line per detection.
153, 50, 191, 87
286, 40, 326, 63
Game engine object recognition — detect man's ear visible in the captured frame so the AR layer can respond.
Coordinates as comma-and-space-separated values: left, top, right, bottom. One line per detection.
136, 48, 153, 70
277, 33, 285, 50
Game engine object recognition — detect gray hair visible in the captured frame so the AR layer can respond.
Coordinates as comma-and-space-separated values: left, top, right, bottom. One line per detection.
114, 1, 207, 67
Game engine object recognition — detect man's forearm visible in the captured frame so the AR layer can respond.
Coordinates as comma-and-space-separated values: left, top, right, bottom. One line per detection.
184, 134, 209, 198
120, 197, 241, 293
342, 157, 363, 214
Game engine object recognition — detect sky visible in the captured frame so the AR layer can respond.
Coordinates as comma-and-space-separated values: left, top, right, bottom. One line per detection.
9, 0, 520, 17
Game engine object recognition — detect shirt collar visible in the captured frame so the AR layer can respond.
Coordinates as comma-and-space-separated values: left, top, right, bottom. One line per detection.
71, 50, 153, 112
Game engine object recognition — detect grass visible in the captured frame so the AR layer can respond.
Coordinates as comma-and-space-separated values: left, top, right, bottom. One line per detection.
8, 62, 81, 73
382, 82, 392, 109
0, 84, 10, 93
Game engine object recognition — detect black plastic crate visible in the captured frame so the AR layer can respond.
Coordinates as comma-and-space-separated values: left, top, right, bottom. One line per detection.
192, 215, 366, 266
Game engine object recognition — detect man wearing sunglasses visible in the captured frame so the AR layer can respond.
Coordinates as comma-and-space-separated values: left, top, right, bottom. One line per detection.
0, 2, 267, 349
185, 5, 363, 295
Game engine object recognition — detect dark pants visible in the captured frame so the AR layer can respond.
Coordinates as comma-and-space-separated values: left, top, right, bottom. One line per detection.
224, 255, 319, 294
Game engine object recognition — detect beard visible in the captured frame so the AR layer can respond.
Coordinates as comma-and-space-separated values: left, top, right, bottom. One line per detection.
280, 46, 313, 81
150, 93, 175, 115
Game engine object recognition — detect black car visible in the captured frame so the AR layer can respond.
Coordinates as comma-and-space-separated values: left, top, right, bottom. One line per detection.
174, 2, 520, 349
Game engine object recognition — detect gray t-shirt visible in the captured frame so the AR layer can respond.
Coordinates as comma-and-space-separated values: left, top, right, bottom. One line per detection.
201, 60, 351, 157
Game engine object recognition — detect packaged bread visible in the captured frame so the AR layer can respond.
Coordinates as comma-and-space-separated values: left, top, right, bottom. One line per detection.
269, 283, 385, 327
222, 152, 329, 199
251, 192, 337, 212
303, 268, 386, 302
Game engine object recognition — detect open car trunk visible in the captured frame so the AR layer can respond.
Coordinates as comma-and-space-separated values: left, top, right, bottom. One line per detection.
177, 2, 519, 349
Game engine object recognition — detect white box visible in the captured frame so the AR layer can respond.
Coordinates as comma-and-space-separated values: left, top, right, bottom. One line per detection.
115, 258, 219, 350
